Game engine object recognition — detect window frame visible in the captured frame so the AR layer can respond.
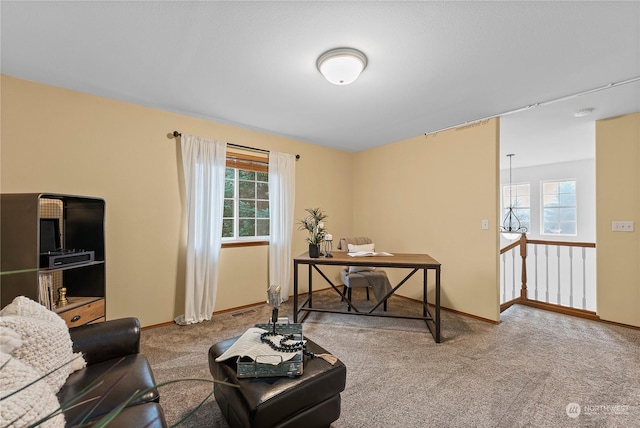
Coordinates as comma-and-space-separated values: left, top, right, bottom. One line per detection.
541, 179, 577, 237
222, 151, 270, 247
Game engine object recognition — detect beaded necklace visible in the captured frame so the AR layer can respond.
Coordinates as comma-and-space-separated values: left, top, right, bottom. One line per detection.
260, 331, 315, 358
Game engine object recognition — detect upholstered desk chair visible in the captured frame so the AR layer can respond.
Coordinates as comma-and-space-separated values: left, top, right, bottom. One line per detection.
338, 237, 387, 311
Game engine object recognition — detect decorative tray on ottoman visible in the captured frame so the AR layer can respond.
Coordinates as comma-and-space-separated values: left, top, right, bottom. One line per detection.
214, 320, 305, 379
237, 322, 303, 378
236, 351, 303, 378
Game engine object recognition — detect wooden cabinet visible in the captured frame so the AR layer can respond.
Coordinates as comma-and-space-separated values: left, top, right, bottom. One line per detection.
56, 297, 105, 327
1, 193, 106, 326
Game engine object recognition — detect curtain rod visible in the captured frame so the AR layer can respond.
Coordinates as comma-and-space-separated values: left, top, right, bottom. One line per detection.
172, 131, 300, 160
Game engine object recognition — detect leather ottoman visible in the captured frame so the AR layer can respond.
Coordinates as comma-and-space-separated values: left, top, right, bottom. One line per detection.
208, 336, 347, 428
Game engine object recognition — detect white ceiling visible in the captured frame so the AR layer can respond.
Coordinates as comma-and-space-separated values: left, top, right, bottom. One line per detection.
2, 1, 639, 169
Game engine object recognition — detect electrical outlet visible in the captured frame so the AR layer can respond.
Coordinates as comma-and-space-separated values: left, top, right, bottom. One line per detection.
612, 221, 634, 232
482, 219, 489, 230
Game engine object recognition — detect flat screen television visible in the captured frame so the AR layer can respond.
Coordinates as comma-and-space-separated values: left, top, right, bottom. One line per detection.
40, 218, 61, 253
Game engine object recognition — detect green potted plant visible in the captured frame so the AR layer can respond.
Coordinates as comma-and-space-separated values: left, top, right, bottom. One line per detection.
297, 208, 328, 258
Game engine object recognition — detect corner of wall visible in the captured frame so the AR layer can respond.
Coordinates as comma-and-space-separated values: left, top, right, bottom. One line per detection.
595, 112, 640, 327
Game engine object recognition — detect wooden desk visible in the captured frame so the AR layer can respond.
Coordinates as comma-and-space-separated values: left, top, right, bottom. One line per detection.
293, 251, 441, 343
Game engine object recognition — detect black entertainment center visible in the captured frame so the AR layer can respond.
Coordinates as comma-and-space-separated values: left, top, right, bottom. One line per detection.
1, 193, 106, 326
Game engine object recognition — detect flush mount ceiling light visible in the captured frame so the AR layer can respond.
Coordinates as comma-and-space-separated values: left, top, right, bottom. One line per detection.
317, 48, 367, 85
574, 108, 595, 117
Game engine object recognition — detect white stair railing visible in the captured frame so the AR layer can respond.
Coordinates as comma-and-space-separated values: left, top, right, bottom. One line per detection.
500, 237, 596, 312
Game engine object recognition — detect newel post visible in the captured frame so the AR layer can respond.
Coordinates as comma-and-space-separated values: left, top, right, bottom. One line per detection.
519, 233, 528, 300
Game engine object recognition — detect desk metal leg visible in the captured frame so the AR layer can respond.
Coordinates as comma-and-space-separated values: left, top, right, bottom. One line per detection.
421, 267, 442, 343
293, 261, 299, 322
308, 264, 313, 308
436, 267, 441, 343
423, 268, 428, 318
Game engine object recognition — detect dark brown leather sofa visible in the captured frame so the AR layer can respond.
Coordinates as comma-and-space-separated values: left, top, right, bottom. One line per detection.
58, 317, 167, 427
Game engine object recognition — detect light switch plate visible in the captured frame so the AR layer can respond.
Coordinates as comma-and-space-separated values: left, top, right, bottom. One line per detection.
612, 221, 634, 232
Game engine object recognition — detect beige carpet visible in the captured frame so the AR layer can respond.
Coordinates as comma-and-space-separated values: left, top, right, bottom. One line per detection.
141, 289, 640, 427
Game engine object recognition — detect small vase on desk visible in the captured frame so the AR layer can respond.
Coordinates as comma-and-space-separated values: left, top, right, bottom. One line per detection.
309, 244, 320, 258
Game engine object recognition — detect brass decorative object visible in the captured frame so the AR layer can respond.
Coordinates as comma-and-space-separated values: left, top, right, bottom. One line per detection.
57, 286, 68, 307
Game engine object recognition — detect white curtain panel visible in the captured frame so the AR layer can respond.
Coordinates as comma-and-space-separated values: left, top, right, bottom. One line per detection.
175, 134, 227, 325
268, 152, 297, 302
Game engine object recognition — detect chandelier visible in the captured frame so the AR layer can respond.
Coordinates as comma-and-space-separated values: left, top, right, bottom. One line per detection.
500, 154, 527, 240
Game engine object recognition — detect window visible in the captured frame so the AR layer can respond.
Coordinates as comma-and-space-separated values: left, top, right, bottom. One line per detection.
542, 180, 576, 235
223, 153, 269, 241
502, 183, 530, 232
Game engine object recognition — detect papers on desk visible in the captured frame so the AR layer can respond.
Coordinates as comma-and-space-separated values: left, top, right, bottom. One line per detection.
348, 251, 393, 257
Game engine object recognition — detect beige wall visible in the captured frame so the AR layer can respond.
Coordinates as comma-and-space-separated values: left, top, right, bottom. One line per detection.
8, 75, 637, 329
596, 113, 640, 327
1, 75, 354, 326
353, 120, 501, 322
